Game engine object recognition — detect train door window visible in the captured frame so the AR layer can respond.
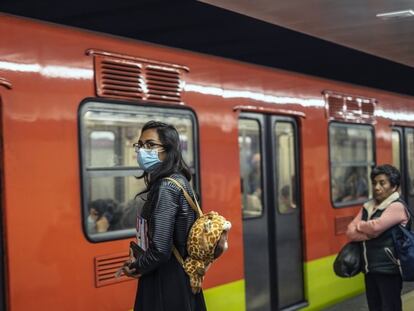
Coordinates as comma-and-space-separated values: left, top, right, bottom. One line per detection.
272, 119, 304, 309
274, 122, 297, 214
329, 123, 375, 207
405, 130, 414, 196
392, 129, 401, 171
0, 96, 4, 311
392, 127, 409, 199
80, 102, 197, 241
238, 119, 263, 218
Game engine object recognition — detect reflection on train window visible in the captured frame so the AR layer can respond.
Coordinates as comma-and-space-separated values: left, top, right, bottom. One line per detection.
80, 103, 196, 240
89, 131, 115, 166
405, 131, 414, 195
238, 119, 263, 218
329, 123, 374, 207
275, 122, 297, 214
392, 130, 401, 171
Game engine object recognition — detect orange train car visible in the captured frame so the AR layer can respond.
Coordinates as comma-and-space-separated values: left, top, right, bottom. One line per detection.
1, 14, 414, 311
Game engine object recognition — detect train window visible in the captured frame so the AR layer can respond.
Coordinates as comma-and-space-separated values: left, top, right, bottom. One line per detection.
239, 119, 263, 218
329, 123, 374, 207
274, 122, 297, 214
392, 130, 401, 171
80, 102, 197, 241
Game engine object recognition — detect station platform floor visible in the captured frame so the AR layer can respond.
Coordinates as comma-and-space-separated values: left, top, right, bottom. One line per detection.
325, 282, 414, 310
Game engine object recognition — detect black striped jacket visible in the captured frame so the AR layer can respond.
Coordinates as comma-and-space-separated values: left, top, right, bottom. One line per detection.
134, 174, 197, 275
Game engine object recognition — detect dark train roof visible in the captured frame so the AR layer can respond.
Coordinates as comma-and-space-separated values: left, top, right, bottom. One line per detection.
1, 0, 414, 96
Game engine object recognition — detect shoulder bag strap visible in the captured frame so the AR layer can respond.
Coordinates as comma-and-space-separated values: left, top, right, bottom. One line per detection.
394, 198, 413, 228
164, 177, 203, 217
164, 177, 203, 267
172, 247, 185, 266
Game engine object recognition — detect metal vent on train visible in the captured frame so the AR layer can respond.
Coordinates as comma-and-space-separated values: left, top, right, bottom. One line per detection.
94, 252, 131, 287
92, 53, 187, 104
146, 65, 182, 103
324, 91, 376, 123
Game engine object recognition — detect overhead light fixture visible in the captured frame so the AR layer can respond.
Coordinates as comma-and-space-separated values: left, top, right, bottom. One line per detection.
376, 9, 414, 19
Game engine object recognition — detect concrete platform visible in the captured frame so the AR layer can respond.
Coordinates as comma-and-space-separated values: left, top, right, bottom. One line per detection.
325, 282, 414, 310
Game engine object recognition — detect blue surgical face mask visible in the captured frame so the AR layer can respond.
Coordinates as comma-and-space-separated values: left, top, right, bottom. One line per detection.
137, 149, 162, 172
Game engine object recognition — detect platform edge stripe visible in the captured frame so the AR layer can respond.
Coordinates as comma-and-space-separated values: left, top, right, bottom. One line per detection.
204, 279, 246, 311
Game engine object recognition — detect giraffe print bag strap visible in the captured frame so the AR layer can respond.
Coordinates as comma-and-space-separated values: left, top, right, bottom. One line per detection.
164, 177, 203, 217
165, 177, 232, 294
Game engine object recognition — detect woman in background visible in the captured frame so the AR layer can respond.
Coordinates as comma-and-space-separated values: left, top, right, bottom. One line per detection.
346, 164, 410, 311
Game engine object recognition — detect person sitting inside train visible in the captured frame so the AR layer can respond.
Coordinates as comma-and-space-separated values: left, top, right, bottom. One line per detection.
244, 153, 263, 213
334, 167, 369, 203
342, 167, 368, 202
118, 198, 145, 229
278, 185, 296, 213
248, 153, 261, 195
87, 198, 123, 233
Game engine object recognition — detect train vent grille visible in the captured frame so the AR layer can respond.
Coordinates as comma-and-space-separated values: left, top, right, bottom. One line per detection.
324, 91, 376, 123
96, 57, 144, 100
93, 52, 188, 104
146, 65, 183, 104
94, 252, 131, 287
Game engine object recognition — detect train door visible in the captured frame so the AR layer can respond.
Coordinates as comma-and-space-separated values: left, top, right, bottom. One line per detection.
0, 96, 5, 311
392, 127, 414, 216
238, 113, 305, 311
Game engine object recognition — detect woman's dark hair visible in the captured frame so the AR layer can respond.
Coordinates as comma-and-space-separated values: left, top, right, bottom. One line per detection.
137, 120, 191, 195
370, 164, 401, 188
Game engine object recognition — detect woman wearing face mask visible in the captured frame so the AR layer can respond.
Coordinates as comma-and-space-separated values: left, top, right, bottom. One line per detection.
122, 121, 207, 311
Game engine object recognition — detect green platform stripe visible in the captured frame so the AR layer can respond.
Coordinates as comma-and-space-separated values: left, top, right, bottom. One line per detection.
129, 255, 364, 311
202, 254, 364, 311
204, 279, 246, 311
403, 289, 414, 309
301, 254, 365, 310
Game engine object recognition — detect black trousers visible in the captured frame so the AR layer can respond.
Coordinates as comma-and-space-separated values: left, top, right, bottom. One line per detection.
364, 273, 402, 311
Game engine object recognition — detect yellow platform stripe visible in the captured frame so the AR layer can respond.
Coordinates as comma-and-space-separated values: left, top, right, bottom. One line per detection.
403, 290, 414, 309
203, 255, 364, 310
301, 254, 365, 310
204, 279, 246, 311
128, 255, 366, 311
202, 254, 365, 311
126, 279, 245, 311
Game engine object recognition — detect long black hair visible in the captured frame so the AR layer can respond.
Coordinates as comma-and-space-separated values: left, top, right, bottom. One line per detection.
137, 120, 191, 196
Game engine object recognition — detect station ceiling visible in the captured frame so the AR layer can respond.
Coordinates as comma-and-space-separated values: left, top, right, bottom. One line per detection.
202, 0, 414, 69
1, 0, 414, 96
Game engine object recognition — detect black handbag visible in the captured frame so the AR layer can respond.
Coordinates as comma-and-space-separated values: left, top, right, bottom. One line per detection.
333, 242, 362, 277
385, 200, 414, 282
391, 203, 414, 282
389, 225, 414, 282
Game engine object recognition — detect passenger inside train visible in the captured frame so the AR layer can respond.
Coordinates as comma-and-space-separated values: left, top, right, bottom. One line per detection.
118, 199, 144, 229
278, 185, 296, 214
87, 198, 123, 233
245, 153, 263, 214
331, 168, 369, 204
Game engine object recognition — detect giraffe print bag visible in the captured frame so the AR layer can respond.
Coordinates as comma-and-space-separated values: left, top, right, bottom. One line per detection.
165, 177, 232, 294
